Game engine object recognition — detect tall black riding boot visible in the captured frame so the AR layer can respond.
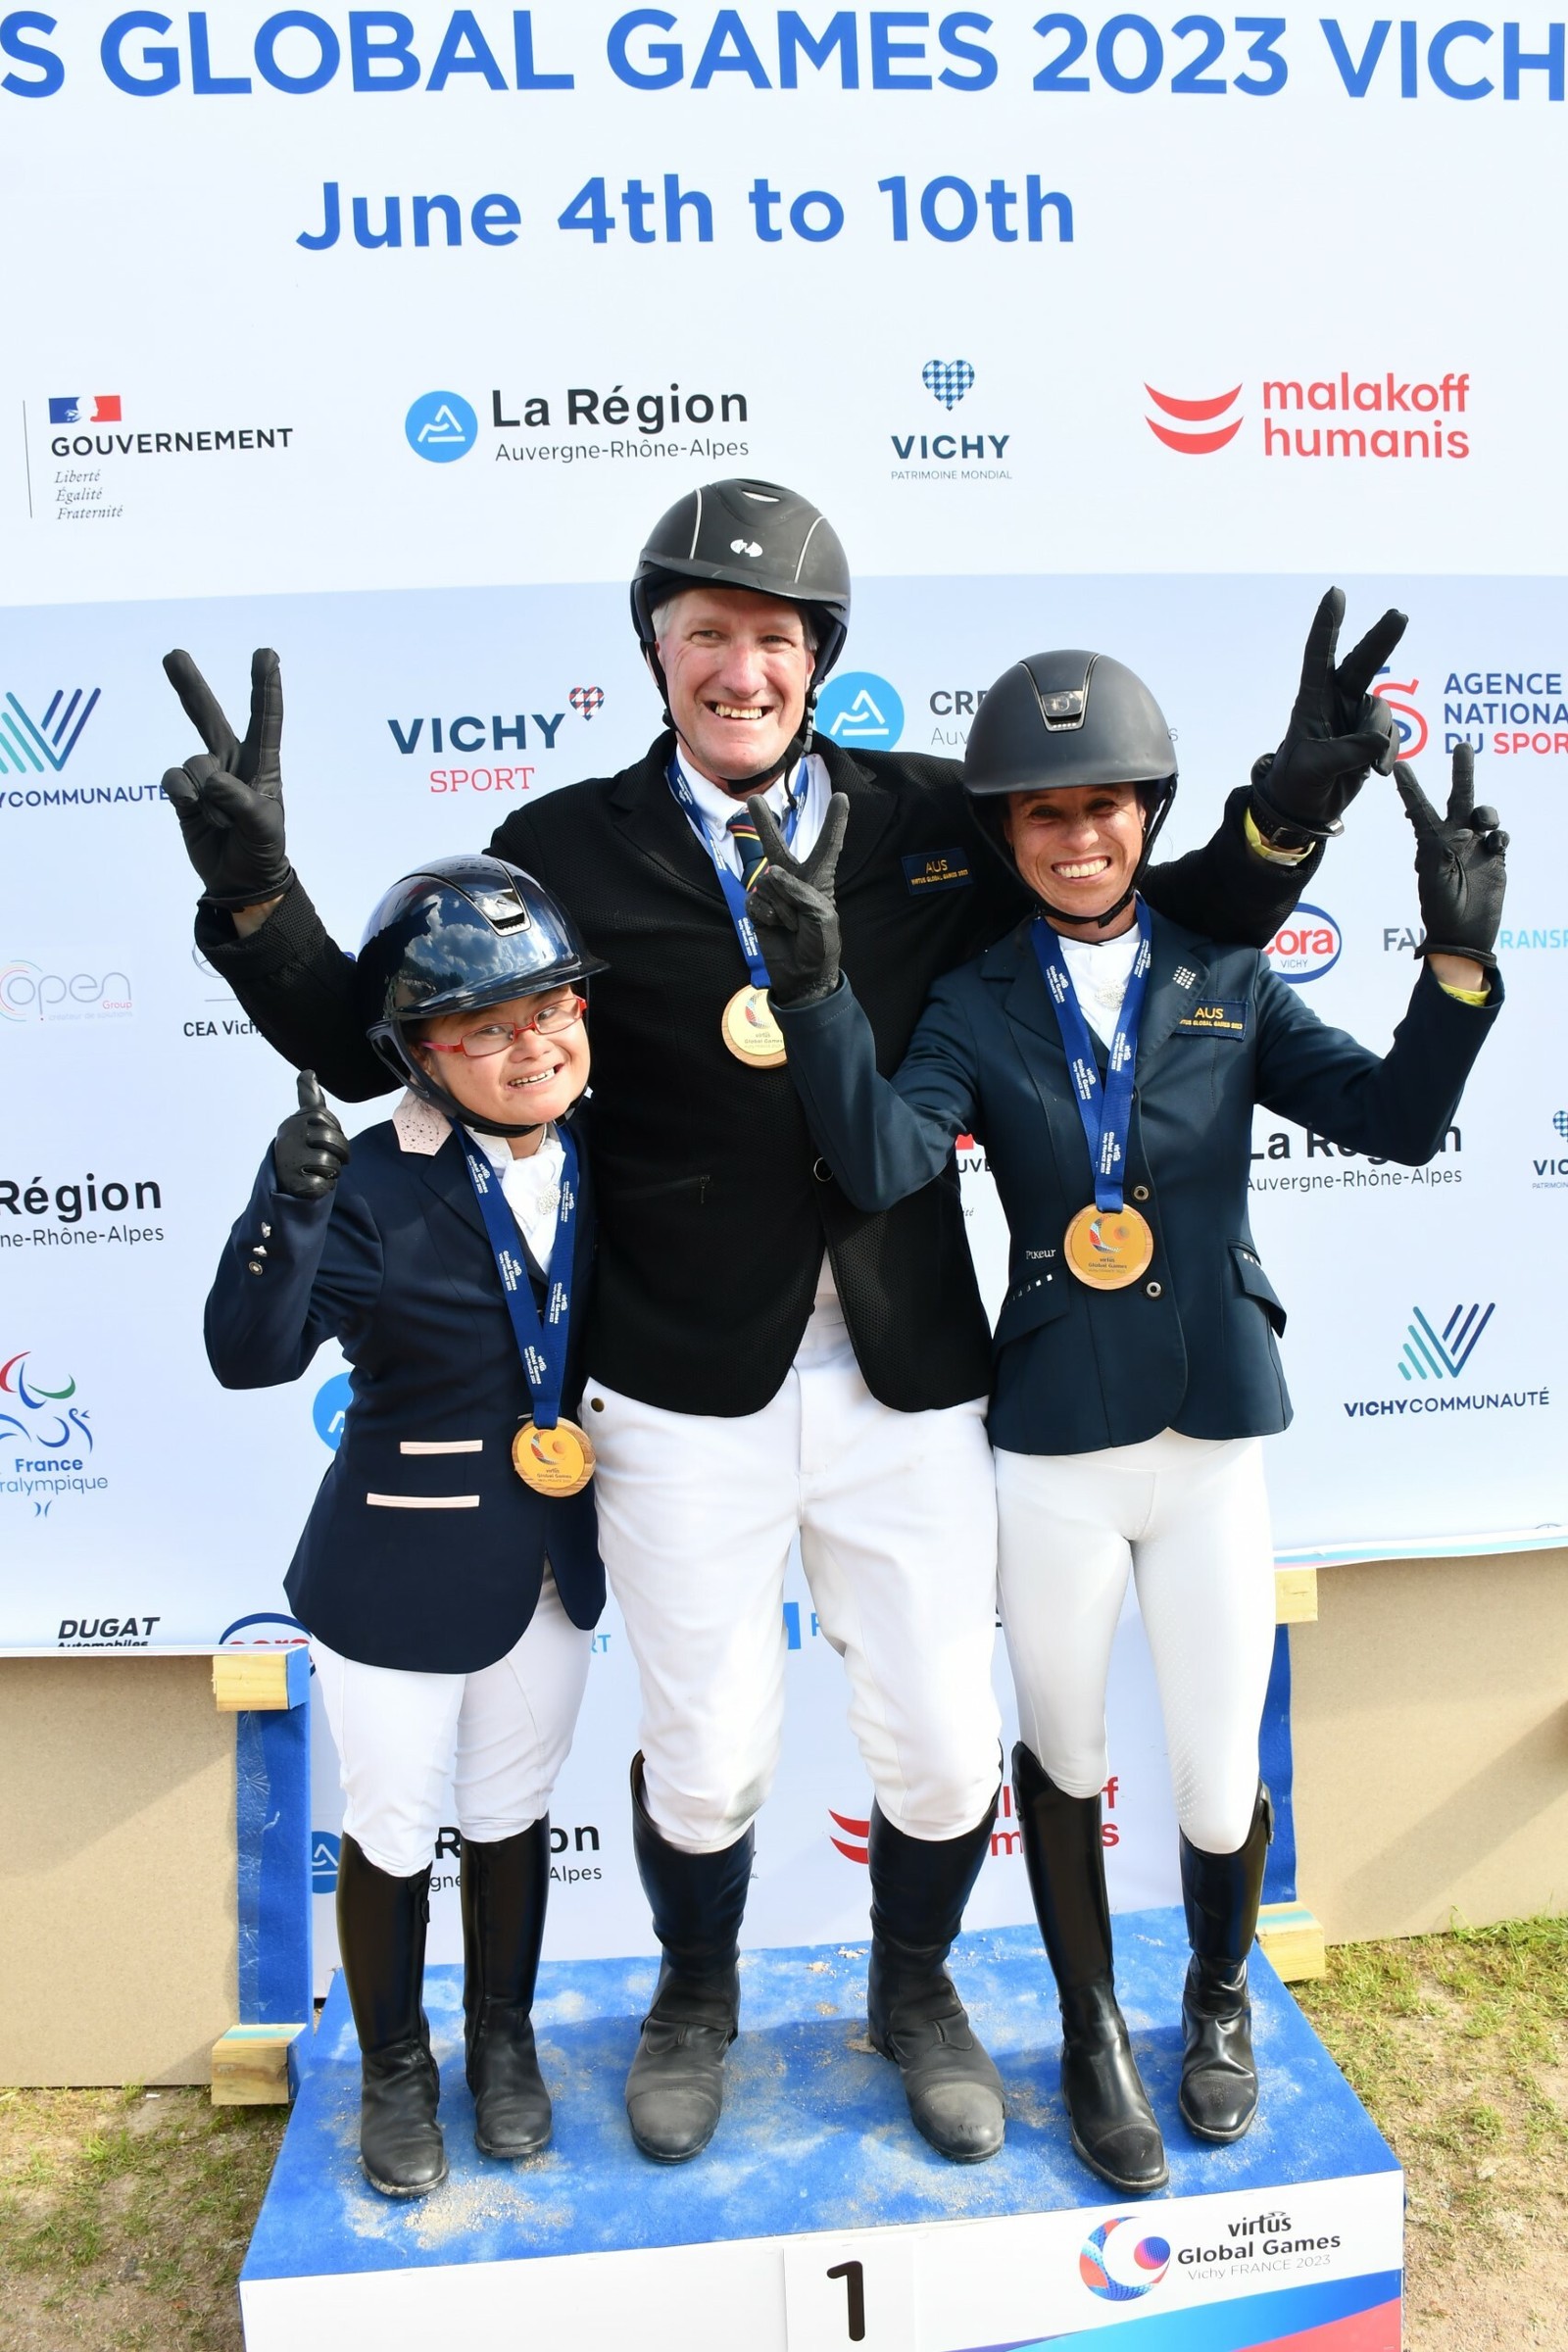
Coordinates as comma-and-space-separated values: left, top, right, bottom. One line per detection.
461, 1823, 553, 2158
866, 1797, 1006, 2163
1179, 1786, 1272, 2143
624, 1757, 755, 2163
1013, 1743, 1167, 2195
335, 1834, 447, 2198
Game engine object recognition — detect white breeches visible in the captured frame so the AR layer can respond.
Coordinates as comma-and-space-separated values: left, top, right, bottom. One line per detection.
313, 1573, 593, 1878
996, 1430, 1275, 1856
584, 1325, 1002, 1853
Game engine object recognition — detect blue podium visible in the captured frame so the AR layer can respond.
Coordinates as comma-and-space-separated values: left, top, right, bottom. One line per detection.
240, 1909, 1400, 2351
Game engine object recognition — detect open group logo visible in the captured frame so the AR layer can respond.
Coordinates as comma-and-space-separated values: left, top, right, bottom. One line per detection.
314, 1371, 352, 1447
406, 389, 477, 463
1265, 904, 1342, 983
815, 671, 905, 751
1080, 2218, 1172, 2301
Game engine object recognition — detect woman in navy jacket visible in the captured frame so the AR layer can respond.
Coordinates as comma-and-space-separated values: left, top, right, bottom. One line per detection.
748, 646, 1506, 2196
207, 854, 606, 2199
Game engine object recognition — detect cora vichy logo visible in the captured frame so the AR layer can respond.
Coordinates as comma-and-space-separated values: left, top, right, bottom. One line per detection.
1397, 1302, 1494, 1384
1080, 2218, 1172, 2301
816, 671, 905, 751
1265, 905, 1342, 983
1144, 382, 1242, 455
405, 390, 477, 463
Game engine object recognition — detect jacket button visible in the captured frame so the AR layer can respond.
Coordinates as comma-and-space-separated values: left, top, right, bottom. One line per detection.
589, 1396, 605, 1413
1145, 1280, 1162, 1298
812, 1157, 833, 1184
1132, 1185, 1150, 1202
247, 1260, 264, 1276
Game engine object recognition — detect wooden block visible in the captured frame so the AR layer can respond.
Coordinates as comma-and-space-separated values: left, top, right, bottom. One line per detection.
1274, 1566, 1319, 1625
213, 1648, 307, 1712
1257, 1902, 1328, 1982
211, 2025, 306, 2105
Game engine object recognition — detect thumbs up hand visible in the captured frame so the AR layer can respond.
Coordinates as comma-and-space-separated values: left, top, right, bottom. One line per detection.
273, 1070, 351, 1200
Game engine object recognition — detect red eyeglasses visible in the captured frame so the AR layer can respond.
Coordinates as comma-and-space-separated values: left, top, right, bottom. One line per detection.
420, 996, 586, 1060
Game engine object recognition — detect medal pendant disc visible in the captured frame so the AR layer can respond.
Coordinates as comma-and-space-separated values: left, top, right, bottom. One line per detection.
721, 984, 787, 1069
1063, 1203, 1154, 1291
513, 1416, 596, 1497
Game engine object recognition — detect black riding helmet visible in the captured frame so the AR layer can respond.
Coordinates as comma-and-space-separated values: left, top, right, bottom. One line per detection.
631, 478, 852, 789
359, 854, 607, 1140
964, 651, 1180, 930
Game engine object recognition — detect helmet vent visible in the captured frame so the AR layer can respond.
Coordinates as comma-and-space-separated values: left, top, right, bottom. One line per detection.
467, 888, 533, 932
1040, 689, 1086, 728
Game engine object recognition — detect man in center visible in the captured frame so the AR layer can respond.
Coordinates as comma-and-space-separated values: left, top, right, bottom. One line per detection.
167, 478, 1401, 2168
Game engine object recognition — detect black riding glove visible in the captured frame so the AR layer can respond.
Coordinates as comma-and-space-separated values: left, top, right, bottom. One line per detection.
1250, 588, 1407, 849
272, 1071, 351, 1200
1396, 747, 1508, 970
162, 647, 294, 910
743, 792, 850, 1009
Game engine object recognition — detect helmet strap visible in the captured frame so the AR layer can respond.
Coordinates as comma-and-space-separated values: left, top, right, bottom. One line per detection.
1021, 780, 1179, 931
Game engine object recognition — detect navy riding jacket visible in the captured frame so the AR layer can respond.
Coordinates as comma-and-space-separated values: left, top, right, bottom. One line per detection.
205, 1101, 604, 1672
776, 910, 1501, 1455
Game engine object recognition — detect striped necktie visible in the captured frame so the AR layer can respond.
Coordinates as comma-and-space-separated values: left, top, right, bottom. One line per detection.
726, 808, 770, 886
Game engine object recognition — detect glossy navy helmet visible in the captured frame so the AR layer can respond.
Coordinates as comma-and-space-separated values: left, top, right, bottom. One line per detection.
632, 478, 852, 787
359, 855, 606, 1139
964, 651, 1180, 929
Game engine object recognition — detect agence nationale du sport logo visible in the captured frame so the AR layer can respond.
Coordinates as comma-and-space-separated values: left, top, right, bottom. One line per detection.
1080, 2217, 1172, 2301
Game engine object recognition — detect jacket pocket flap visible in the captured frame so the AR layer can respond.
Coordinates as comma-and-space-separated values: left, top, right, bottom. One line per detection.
994, 1269, 1073, 1348
1231, 1242, 1286, 1334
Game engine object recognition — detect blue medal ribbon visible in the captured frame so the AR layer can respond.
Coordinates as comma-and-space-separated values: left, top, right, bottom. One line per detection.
666, 755, 806, 989
1031, 907, 1152, 1214
457, 1124, 579, 1432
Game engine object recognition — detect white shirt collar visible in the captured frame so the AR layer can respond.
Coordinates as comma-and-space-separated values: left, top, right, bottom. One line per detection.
674, 751, 804, 845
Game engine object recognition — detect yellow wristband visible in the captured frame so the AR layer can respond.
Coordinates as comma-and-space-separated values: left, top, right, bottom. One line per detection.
1438, 980, 1490, 1005
1244, 808, 1312, 865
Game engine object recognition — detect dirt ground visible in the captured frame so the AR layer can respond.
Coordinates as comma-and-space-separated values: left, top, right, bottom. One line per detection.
1, 1918, 1563, 2351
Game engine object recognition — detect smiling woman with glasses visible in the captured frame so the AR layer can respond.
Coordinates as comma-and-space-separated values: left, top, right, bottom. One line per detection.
419, 993, 587, 1060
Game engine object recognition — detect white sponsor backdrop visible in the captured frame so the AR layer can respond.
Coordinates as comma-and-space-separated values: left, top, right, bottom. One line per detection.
2, 12, 1565, 1972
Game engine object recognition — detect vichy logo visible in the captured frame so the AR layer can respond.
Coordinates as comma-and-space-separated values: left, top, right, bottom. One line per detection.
1554, 1111, 1568, 1139
922, 358, 975, 410
892, 360, 1010, 476
1397, 1302, 1494, 1383
569, 686, 605, 720
1145, 382, 1243, 455
406, 390, 477, 462
1264, 906, 1342, 983
0, 688, 101, 777
815, 671, 906, 751
1080, 2219, 1172, 2302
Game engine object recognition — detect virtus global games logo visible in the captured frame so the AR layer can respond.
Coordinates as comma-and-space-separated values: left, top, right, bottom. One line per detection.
1080, 2218, 1171, 2301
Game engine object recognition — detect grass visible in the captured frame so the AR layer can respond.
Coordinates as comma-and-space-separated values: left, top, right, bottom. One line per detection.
0, 2085, 286, 2352
1296, 1916, 1568, 2345
2, 1922, 1564, 2350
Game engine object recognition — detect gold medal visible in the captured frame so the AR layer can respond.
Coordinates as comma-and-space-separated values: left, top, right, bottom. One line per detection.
720, 984, 787, 1069
512, 1417, 596, 1497
1063, 1203, 1154, 1291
